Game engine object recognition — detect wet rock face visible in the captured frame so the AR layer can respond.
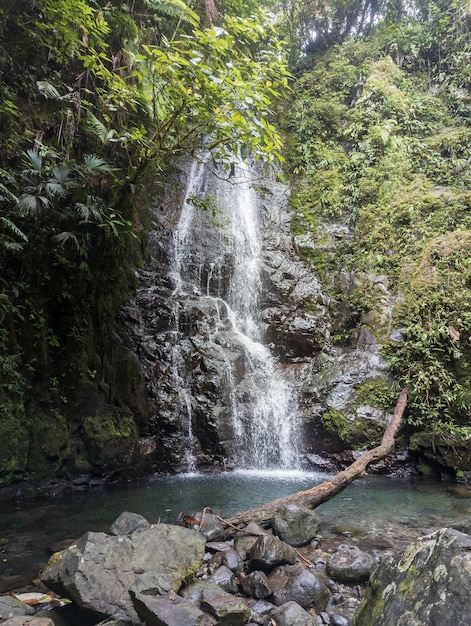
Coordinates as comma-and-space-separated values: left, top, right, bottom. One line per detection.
353, 527, 471, 626
124, 162, 398, 470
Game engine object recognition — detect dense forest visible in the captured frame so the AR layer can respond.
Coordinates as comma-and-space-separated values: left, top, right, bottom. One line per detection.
1, 0, 471, 486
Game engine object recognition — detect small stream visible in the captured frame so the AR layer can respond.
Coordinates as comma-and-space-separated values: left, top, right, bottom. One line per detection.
1, 471, 470, 593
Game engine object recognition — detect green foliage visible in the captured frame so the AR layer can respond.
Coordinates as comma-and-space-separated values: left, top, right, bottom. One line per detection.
285, 4, 471, 454
0, 0, 291, 484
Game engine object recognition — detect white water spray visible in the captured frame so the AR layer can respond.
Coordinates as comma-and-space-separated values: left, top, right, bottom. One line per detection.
169, 160, 300, 470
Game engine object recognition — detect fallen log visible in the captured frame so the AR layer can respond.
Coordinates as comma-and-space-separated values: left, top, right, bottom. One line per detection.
226, 387, 408, 530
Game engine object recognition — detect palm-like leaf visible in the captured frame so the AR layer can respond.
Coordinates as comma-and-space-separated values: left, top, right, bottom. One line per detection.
82, 154, 116, 173
144, 0, 200, 27
37, 80, 62, 100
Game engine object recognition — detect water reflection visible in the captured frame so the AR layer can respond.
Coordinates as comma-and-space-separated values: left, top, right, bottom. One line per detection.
1, 470, 470, 588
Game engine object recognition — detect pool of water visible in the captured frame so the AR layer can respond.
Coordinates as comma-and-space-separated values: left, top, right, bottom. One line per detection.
1, 470, 470, 591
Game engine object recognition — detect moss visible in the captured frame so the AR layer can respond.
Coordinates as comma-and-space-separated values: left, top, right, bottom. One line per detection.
354, 378, 395, 412
398, 563, 418, 595
26, 409, 70, 477
0, 401, 29, 484
81, 412, 138, 466
352, 578, 385, 626
320, 409, 383, 447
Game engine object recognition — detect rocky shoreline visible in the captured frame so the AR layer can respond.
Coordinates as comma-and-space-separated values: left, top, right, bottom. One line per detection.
1, 504, 470, 626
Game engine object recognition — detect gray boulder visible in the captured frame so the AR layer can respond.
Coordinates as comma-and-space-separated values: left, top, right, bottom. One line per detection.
0, 596, 34, 620
248, 535, 297, 571
240, 571, 272, 599
353, 527, 471, 626
270, 601, 316, 626
110, 512, 150, 536
41, 523, 206, 623
269, 564, 330, 611
199, 513, 225, 542
208, 565, 238, 594
272, 505, 321, 547
131, 590, 215, 626
200, 587, 251, 625
326, 544, 376, 583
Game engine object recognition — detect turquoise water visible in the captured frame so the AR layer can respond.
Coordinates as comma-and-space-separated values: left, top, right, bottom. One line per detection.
1, 470, 470, 589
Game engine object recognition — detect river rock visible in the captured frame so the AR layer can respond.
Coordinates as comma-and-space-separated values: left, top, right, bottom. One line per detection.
268, 564, 330, 611
272, 505, 322, 547
246, 599, 275, 625
248, 535, 297, 571
110, 511, 150, 535
199, 513, 225, 542
0, 596, 34, 620
41, 522, 206, 623
270, 601, 317, 626
331, 614, 352, 626
353, 527, 471, 626
208, 565, 238, 594
200, 587, 251, 625
221, 548, 244, 575
326, 544, 376, 583
240, 571, 272, 599
131, 589, 216, 626
181, 581, 227, 604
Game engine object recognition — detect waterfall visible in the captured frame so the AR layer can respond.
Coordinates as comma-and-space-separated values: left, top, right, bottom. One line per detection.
169, 159, 300, 470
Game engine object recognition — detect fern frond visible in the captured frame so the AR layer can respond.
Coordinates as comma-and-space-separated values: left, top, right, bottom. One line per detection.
0, 217, 28, 241
144, 0, 200, 27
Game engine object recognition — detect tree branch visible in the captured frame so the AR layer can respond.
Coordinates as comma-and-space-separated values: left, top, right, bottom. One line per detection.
225, 388, 408, 530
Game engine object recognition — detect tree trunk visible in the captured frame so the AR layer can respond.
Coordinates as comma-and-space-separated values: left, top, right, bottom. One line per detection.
226, 388, 408, 529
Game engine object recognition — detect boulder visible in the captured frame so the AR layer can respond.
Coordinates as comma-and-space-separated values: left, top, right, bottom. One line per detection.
131, 590, 216, 626
270, 601, 317, 626
331, 614, 352, 626
326, 545, 376, 583
246, 599, 275, 625
181, 581, 227, 604
268, 564, 330, 611
200, 587, 251, 625
208, 565, 238, 594
248, 535, 297, 571
221, 548, 244, 576
41, 523, 206, 623
353, 527, 471, 626
240, 571, 272, 599
0, 596, 34, 620
110, 511, 150, 536
272, 505, 322, 547
199, 513, 225, 542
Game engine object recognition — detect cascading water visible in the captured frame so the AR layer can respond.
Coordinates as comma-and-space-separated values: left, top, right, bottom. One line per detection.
169, 159, 300, 470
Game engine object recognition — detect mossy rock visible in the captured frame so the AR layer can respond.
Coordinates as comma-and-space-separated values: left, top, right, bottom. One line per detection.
320, 408, 384, 448
26, 410, 71, 478
0, 402, 29, 485
410, 431, 471, 472
80, 411, 139, 467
